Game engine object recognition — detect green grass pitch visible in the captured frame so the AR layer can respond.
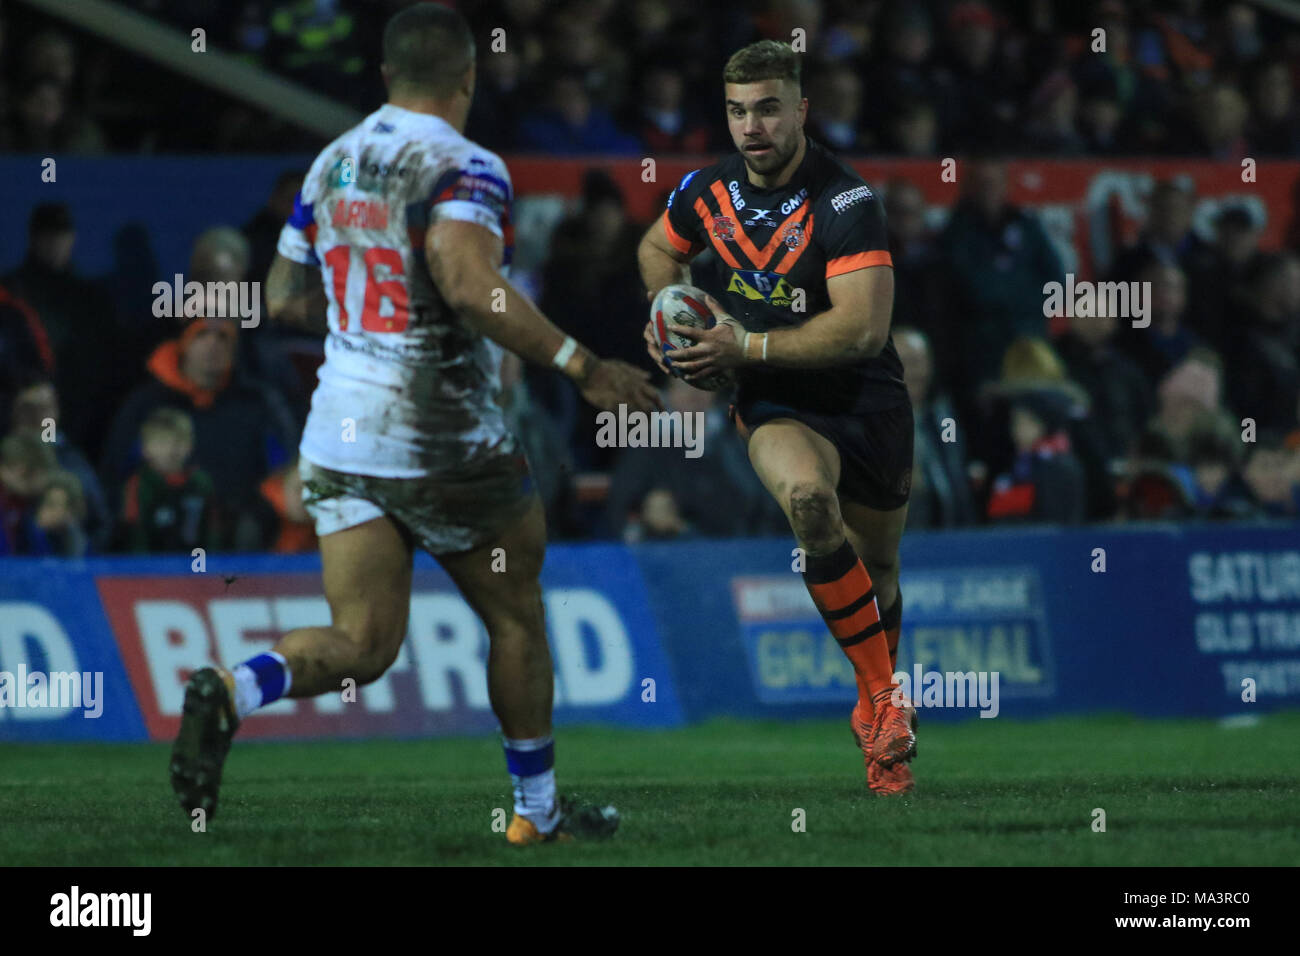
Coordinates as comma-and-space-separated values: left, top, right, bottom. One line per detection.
4, 713, 1298, 866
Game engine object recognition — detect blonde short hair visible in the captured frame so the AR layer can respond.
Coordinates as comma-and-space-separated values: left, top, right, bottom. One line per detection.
723, 40, 800, 87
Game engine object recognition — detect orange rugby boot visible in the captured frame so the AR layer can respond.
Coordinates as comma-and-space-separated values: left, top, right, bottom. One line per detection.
867, 756, 915, 795
506, 813, 573, 846
506, 798, 620, 846
851, 701, 917, 795
868, 692, 918, 767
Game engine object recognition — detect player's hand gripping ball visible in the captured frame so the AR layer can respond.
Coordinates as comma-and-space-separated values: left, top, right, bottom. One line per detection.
649, 284, 737, 392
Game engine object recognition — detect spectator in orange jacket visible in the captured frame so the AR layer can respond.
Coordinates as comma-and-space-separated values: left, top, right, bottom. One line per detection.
101, 315, 297, 546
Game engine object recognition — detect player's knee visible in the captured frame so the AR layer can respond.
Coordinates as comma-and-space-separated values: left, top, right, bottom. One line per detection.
484, 583, 545, 639
356, 638, 403, 685
787, 482, 840, 552
339, 617, 406, 685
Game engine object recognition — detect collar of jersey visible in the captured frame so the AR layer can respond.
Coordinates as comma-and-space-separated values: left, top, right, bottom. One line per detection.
732, 137, 815, 196
377, 102, 457, 133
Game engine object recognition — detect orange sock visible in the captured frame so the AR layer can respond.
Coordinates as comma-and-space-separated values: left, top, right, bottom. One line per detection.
802, 540, 896, 707
853, 592, 903, 704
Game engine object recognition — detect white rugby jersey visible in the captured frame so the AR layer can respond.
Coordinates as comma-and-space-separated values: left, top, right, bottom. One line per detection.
277, 103, 516, 478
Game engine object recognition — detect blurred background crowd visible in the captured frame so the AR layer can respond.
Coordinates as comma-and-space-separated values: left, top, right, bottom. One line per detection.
2, 0, 1299, 558
4, 0, 1300, 156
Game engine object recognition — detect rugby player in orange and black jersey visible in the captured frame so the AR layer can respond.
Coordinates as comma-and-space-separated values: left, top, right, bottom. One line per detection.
659, 137, 908, 424
637, 39, 918, 796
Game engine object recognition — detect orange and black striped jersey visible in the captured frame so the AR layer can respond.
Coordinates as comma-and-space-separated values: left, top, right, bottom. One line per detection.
662, 137, 908, 414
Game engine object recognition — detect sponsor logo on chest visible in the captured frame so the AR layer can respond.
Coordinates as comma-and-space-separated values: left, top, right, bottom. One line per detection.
781, 188, 809, 215
728, 179, 746, 211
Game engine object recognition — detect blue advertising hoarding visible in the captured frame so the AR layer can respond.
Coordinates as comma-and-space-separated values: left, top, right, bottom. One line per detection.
1, 522, 1297, 740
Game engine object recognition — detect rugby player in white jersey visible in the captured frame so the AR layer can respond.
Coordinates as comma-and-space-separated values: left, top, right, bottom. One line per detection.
169, 3, 658, 846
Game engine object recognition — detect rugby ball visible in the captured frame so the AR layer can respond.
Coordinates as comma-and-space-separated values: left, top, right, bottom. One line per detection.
649, 283, 736, 392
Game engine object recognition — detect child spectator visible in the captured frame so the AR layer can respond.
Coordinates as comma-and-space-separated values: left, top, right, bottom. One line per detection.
0, 433, 57, 554
1242, 432, 1300, 518
975, 337, 1098, 517
9, 372, 111, 551
101, 314, 297, 536
119, 408, 216, 553
986, 389, 1086, 525
1181, 420, 1257, 519
32, 470, 87, 557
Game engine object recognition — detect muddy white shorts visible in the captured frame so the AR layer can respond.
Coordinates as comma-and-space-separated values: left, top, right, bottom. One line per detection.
298, 447, 535, 555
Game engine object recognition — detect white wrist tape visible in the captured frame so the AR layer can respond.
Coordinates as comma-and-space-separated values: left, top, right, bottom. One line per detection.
552, 335, 578, 370
762, 332, 769, 362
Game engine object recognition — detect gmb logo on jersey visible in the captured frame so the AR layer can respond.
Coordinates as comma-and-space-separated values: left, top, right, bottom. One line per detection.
728, 270, 797, 306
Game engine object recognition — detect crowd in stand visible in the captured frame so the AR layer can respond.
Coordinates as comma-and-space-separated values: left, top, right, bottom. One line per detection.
2, 1, 1299, 157
3, 156, 1297, 557
1, 0, 1299, 555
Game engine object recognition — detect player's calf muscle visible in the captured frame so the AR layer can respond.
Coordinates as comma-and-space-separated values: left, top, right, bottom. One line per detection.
274, 618, 403, 695
265, 556, 410, 692
842, 502, 906, 604
849, 531, 899, 584
859, 556, 898, 609
474, 579, 544, 637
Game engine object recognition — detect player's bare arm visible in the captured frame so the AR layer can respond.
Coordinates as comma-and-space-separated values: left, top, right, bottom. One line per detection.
636, 215, 694, 374
428, 217, 660, 412
638, 215, 693, 296
667, 265, 894, 379
265, 252, 327, 331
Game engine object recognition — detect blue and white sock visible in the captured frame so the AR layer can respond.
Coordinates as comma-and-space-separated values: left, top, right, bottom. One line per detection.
230, 652, 292, 720
503, 734, 559, 833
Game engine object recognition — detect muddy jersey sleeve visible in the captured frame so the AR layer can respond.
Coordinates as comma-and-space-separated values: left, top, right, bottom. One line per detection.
426, 152, 512, 240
